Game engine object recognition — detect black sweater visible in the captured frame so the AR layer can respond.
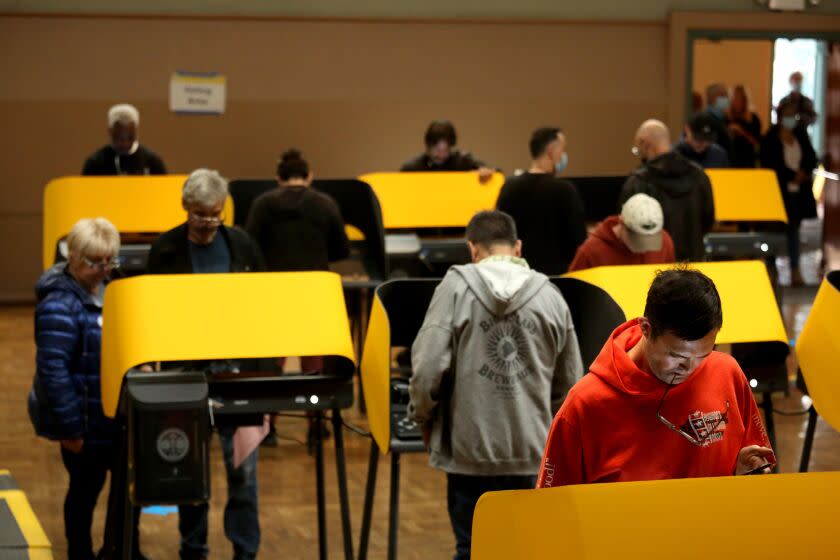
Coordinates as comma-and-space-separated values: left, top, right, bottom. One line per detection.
146, 223, 264, 274
496, 173, 587, 275
400, 150, 488, 172
82, 144, 167, 176
245, 186, 350, 272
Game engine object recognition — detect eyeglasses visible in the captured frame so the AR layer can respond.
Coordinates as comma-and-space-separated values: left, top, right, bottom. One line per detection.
82, 256, 121, 271
656, 376, 729, 447
188, 213, 224, 226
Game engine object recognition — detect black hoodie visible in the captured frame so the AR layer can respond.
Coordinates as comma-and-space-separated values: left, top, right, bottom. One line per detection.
619, 151, 715, 261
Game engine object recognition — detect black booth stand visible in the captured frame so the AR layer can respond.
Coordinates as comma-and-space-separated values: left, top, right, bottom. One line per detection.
97, 272, 358, 560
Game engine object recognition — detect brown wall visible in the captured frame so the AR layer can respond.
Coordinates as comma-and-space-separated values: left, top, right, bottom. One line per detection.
692, 39, 773, 130
0, 15, 667, 301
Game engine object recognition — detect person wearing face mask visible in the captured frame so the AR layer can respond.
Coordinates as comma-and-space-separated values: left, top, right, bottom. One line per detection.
401, 120, 495, 183
621, 119, 715, 262
702, 83, 734, 159
82, 104, 167, 176
30, 217, 148, 559
760, 99, 818, 287
674, 112, 730, 169
779, 71, 817, 130
495, 127, 586, 275
537, 267, 775, 488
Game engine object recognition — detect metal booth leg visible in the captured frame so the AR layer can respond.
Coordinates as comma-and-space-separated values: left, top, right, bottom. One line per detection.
388, 452, 401, 560
331, 408, 354, 560
100, 426, 133, 560
358, 440, 380, 560
760, 391, 779, 473
314, 412, 328, 560
799, 405, 819, 472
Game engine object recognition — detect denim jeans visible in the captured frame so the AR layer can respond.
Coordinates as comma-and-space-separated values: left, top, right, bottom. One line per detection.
446, 473, 537, 560
179, 428, 260, 560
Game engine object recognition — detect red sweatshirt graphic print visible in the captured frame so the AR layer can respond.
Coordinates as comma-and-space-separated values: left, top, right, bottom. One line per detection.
537, 320, 773, 487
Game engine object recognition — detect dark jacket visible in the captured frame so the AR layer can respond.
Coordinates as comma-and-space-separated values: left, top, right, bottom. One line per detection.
674, 140, 730, 169
620, 152, 715, 262
496, 173, 587, 275
147, 223, 264, 275
759, 125, 818, 224
400, 150, 488, 172
245, 186, 349, 272
704, 109, 734, 159
82, 144, 167, 176
30, 264, 118, 444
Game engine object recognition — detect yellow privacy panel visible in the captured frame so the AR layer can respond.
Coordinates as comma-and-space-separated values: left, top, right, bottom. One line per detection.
359, 171, 505, 229
706, 168, 787, 223
360, 293, 392, 450
0, 490, 52, 551
472, 472, 839, 559
796, 272, 840, 432
42, 175, 234, 270
565, 261, 787, 345
101, 271, 355, 417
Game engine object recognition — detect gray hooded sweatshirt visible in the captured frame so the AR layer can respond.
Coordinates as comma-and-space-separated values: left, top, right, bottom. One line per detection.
408, 257, 583, 476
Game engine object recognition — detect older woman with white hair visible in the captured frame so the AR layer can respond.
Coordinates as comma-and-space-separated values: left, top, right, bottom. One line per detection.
82, 103, 167, 176
30, 217, 146, 559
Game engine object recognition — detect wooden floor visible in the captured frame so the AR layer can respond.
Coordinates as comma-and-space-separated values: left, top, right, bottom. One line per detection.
3, 284, 840, 559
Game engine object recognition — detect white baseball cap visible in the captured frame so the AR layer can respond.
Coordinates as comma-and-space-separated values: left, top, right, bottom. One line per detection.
620, 193, 664, 253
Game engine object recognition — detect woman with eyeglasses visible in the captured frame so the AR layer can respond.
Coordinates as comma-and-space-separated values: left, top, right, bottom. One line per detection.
30, 217, 146, 559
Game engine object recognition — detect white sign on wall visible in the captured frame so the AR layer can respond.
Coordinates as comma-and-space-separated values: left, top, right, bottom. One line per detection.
169, 71, 226, 114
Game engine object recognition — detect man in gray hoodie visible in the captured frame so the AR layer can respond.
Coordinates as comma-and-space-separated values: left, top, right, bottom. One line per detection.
408, 210, 583, 560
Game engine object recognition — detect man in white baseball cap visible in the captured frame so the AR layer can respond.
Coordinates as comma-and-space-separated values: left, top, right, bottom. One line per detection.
569, 193, 675, 271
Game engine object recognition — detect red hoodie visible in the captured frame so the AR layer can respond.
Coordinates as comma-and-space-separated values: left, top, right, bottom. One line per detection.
568, 216, 675, 272
537, 320, 773, 487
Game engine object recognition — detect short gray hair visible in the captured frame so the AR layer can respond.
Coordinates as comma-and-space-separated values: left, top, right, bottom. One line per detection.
108, 104, 140, 128
182, 168, 229, 208
67, 217, 120, 260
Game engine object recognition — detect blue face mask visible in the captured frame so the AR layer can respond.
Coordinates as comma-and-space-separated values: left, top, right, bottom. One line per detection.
555, 152, 568, 174
713, 96, 731, 114
781, 115, 799, 131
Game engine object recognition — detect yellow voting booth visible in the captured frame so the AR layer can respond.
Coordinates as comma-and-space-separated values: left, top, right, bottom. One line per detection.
796, 270, 840, 471
471, 472, 839, 559
99, 272, 356, 559
359, 171, 505, 229
42, 175, 234, 270
565, 261, 787, 346
565, 261, 789, 458
0, 471, 52, 559
706, 168, 788, 223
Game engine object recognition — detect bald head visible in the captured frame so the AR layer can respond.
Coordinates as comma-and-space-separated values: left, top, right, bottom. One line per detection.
633, 119, 672, 162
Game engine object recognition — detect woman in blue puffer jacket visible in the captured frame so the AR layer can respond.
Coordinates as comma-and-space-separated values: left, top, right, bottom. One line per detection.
32, 217, 144, 560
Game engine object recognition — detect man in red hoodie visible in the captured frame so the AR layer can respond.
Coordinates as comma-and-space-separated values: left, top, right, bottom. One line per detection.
568, 193, 675, 272
537, 267, 775, 487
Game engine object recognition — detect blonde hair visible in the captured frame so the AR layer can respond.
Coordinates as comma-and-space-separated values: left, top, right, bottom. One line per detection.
107, 104, 139, 128
67, 217, 120, 261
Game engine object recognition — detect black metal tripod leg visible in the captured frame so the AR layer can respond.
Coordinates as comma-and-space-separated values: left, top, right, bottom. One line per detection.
358, 440, 380, 560
331, 409, 354, 560
388, 452, 401, 560
799, 405, 819, 472
314, 412, 327, 560
760, 391, 779, 472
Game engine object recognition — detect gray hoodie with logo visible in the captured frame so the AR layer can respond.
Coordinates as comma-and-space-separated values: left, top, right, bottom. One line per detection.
408, 258, 583, 476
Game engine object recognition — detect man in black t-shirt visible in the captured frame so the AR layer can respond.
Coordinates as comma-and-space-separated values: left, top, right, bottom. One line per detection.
495, 127, 587, 275
401, 120, 494, 182
82, 104, 167, 176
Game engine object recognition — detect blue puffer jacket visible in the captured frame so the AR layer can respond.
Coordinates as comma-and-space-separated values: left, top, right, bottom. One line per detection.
30, 264, 118, 445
